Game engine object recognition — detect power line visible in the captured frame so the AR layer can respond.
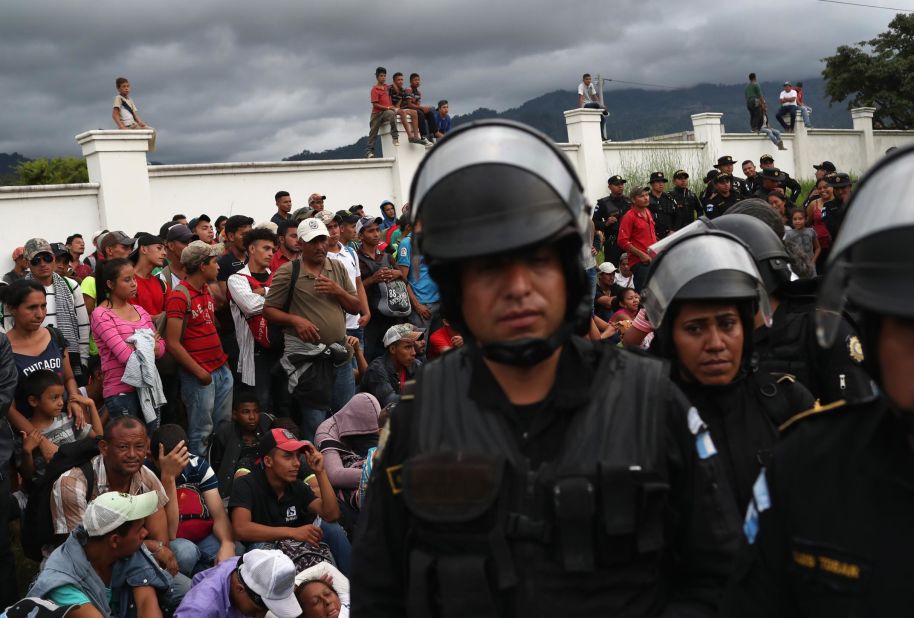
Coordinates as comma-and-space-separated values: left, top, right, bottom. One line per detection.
603, 78, 677, 90
816, 0, 913, 12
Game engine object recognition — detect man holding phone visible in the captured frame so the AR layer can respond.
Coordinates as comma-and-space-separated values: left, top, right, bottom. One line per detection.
229, 428, 352, 574
356, 215, 405, 360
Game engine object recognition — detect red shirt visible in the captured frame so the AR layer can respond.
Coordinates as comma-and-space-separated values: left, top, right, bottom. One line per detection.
371, 84, 392, 113
165, 280, 227, 372
269, 250, 292, 274
428, 325, 459, 360
617, 207, 657, 265
131, 273, 165, 316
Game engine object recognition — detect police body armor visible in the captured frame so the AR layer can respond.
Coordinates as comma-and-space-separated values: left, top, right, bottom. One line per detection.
400, 341, 672, 617
649, 192, 678, 238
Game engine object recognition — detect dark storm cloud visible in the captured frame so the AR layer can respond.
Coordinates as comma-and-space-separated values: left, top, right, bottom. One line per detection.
0, 0, 894, 163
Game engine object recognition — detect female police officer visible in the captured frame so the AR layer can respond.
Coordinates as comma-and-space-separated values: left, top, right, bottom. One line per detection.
350, 120, 732, 617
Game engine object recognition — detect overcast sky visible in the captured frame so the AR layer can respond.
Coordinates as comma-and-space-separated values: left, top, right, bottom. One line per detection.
0, 0, 896, 164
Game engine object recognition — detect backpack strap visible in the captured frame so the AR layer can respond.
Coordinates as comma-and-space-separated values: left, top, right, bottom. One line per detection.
162, 265, 174, 292
284, 260, 300, 314
46, 325, 68, 351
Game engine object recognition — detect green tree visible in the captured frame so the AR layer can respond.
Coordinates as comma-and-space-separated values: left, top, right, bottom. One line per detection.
822, 13, 914, 129
14, 157, 88, 185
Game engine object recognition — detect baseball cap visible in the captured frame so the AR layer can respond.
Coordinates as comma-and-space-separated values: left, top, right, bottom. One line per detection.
814, 161, 836, 173
649, 171, 668, 183
297, 217, 330, 243
290, 206, 317, 224
238, 549, 300, 618
383, 323, 425, 347
348, 204, 364, 214
91, 230, 108, 244
24, 238, 53, 262
188, 214, 211, 231
783, 81, 792, 86
50, 243, 70, 258
180, 240, 223, 268
259, 427, 311, 458
11, 247, 24, 260
129, 233, 164, 262
336, 210, 360, 225
315, 211, 341, 227
607, 174, 626, 185
673, 170, 689, 179
597, 262, 617, 274
760, 154, 775, 164
760, 167, 783, 181
703, 170, 720, 184
308, 193, 327, 205
356, 216, 383, 235
715, 173, 733, 183
164, 224, 197, 244
82, 491, 158, 537
99, 231, 136, 253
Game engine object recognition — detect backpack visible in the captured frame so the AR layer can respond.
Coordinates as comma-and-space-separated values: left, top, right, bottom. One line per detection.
175, 485, 214, 542
376, 279, 411, 317
228, 273, 280, 349
22, 437, 100, 561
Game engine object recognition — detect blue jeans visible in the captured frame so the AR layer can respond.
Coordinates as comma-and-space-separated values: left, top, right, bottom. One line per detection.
179, 364, 233, 456
105, 391, 159, 432
296, 405, 328, 444
799, 105, 812, 128
331, 360, 356, 413
760, 126, 782, 146
776, 104, 797, 130
319, 520, 351, 576
173, 534, 244, 575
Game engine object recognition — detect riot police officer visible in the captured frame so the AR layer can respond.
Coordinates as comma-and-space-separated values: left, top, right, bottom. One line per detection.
351, 120, 730, 617
647, 171, 678, 238
670, 169, 702, 230
644, 230, 814, 604
722, 142, 914, 617
592, 174, 631, 265
711, 212, 873, 404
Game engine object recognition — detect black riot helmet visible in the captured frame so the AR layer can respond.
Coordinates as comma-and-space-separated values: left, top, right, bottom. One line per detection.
817, 143, 914, 353
409, 120, 592, 367
648, 212, 790, 296
644, 230, 771, 371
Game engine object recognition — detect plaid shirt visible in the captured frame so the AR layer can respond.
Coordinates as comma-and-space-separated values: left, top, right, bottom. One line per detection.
51, 454, 168, 534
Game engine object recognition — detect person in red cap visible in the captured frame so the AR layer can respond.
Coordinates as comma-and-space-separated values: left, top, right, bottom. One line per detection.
3, 247, 28, 285
229, 428, 351, 573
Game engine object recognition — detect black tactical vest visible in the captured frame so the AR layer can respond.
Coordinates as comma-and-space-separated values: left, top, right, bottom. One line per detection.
399, 341, 675, 617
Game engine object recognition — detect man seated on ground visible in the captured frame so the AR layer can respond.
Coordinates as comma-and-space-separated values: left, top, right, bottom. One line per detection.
174, 548, 301, 618
29, 491, 173, 618
593, 262, 617, 322
229, 428, 351, 575
51, 416, 191, 594
146, 424, 236, 576
359, 324, 422, 407
209, 392, 274, 501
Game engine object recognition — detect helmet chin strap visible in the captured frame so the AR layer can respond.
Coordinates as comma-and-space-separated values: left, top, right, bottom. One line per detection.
479, 323, 573, 368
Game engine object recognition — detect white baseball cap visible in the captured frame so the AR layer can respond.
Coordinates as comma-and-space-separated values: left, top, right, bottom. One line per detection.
297, 217, 330, 243
82, 491, 158, 537
597, 262, 617, 274
238, 549, 300, 618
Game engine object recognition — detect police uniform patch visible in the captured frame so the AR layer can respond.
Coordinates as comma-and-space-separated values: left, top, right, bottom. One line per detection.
847, 335, 864, 363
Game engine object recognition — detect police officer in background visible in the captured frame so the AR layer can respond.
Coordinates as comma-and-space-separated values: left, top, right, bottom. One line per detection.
670, 169, 702, 231
644, 229, 814, 605
713, 156, 748, 197
647, 171, 678, 238
709, 211, 873, 405
752, 167, 784, 200
704, 173, 740, 219
592, 174, 630, 265
758, 154, 801, 202
701, 169, 720, 204
742, 160, 761, 195
351, 120, 730, 617
722, 143, 914, 617
822, 171, 853, 243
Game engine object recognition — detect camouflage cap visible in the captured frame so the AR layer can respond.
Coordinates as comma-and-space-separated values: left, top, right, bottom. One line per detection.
180, 240, 224, 268
24, 238, 53, 262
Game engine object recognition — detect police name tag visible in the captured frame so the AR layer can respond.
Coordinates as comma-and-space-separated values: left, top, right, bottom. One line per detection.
687, 407, 718, 459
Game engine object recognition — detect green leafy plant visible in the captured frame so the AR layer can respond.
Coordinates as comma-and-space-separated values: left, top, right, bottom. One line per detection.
14, 157, 88, 185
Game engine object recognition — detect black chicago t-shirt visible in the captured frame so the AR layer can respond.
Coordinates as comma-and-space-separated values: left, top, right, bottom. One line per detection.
229, 466, 317, 527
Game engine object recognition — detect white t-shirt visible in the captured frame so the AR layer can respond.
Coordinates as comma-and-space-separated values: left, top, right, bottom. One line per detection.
779, 90, 796, 105
113, 95, 138, 126
327, 243, 361, 330
578, 82, 598, 104
614, 272, 635, 289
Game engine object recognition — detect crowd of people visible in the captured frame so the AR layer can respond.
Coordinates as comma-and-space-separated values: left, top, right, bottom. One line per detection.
0, 82, 908, 617
366, 68, 451, 158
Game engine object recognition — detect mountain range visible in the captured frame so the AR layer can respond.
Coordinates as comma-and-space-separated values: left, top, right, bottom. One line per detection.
285, 77, 850, 161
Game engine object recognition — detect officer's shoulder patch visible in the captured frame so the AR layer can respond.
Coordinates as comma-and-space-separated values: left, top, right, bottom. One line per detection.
386, 464, 403, 495
847, 335, 864, 364
778, 399, 848, 433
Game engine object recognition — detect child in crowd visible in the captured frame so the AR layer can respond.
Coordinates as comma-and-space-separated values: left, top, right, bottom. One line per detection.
784, 208, 820, 279
433, 100, 452, 139
16, 370, 102, 483
209, 391, 273, 499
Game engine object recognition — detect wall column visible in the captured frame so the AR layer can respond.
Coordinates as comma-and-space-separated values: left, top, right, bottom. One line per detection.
76, 130, 153, 233
380, 119, 429, 206
691, 113, 724, 171
564, 108, 606, 203
851, 107, 877, 169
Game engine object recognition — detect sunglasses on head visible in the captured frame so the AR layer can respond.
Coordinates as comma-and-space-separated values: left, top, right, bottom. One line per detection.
30, 254, 54, 267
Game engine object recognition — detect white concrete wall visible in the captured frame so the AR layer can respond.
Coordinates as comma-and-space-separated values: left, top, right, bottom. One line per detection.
720, 134, 797, 177
0, 184, 101, 272
602, 142, 708, 186
148, 159, 397, 229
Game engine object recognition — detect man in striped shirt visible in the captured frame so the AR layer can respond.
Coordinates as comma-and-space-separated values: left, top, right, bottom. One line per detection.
164, 241, 233, 456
